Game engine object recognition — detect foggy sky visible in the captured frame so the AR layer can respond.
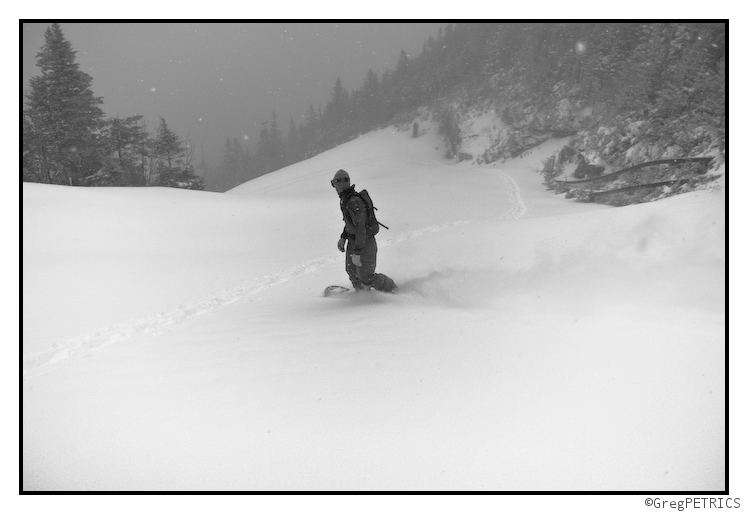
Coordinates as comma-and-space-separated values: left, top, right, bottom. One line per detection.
22, 22, 445, 170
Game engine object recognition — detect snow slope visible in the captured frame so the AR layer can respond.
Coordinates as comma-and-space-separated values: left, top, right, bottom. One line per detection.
22, 121, 725, 492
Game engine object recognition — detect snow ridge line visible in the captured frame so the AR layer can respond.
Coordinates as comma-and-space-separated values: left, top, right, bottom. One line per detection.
22, 179, 527, 377
241, 156, 390, 195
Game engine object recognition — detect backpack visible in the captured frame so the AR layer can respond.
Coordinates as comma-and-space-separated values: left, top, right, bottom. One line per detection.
349, 189, 390, 233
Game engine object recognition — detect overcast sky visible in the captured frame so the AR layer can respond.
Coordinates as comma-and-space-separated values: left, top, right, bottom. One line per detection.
22, 22, 446, 169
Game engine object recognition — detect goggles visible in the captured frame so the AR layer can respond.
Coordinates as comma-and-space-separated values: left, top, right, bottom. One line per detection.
331, 178, 350, 187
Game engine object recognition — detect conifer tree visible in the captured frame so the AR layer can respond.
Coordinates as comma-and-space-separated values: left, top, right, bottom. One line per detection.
256, 121, 272, 175
360, 69, 381, 125
153, 117, 204, 189
269, 111, 284, 168
304, 104, 319, 129
324, 78, 350, 144
385, 50, 412, 114
286, 116, 300, 164
220, 138, 238, 187
100, 115, 148, 185
153, 117, 183, 170
23, 23, 105, 185
255, 112, 285, 175
301, 104, 320, 156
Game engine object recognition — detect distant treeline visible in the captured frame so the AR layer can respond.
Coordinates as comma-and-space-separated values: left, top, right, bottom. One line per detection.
23, 23, 725, 192
211, 22, 725, 191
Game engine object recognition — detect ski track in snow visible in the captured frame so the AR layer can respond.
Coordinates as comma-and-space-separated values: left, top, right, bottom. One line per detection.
497, 171, 527, 219
23, 171, 527, 378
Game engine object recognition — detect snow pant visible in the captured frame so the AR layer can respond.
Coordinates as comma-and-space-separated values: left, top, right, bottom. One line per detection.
346, 237, 397, 293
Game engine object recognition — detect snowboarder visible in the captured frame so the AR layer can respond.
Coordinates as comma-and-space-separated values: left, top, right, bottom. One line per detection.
332, 169, 397, 293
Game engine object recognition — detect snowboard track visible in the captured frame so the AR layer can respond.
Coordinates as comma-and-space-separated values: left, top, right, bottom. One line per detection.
23, 172, 527, 377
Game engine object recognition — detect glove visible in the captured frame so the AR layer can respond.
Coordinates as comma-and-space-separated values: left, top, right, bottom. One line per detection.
351, 253, 362, 267
337, 238, 346, 253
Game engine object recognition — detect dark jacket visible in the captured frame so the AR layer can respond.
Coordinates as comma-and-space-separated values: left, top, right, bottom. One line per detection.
339, 187, 377, 253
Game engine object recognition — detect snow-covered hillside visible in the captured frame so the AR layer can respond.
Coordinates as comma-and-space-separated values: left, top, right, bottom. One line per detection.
23, 119, 725, 492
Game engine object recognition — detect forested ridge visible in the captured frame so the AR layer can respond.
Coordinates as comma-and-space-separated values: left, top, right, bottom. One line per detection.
23, 23, 725, 193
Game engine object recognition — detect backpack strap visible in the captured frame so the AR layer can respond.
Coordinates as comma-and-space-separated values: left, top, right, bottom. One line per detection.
341, 189, 389, 231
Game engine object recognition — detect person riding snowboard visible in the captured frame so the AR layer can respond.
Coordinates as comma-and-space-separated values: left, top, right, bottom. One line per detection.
332, 169, 397, 293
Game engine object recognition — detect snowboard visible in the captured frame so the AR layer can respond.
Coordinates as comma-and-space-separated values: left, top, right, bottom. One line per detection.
323, 285, 352, 297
